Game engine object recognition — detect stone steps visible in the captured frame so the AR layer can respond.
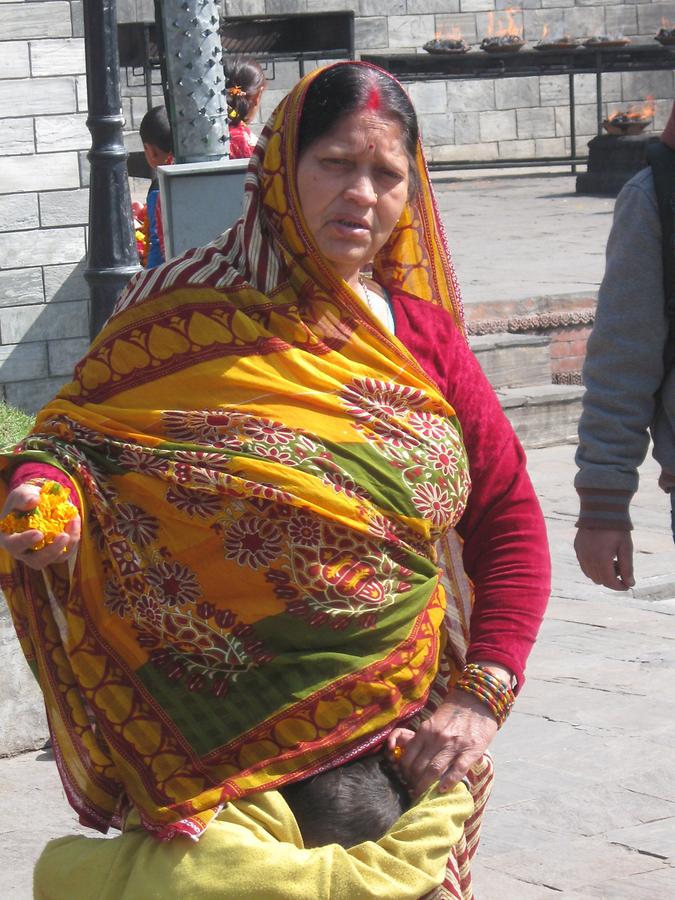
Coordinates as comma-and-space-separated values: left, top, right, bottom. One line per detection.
470, 331, 583, 448
470, 332, 551, 388
498, 383, 585, 448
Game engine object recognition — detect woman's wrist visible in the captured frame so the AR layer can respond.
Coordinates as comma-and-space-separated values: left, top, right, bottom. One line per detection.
451, 662, 517, 729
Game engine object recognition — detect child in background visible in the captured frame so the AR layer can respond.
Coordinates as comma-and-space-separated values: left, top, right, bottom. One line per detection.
223, 56, 266, 159
138, 105, 173, 269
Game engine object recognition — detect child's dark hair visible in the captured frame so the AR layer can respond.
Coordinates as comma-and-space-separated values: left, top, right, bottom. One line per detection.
280, 752, 410, 849
297, 63, 420, 197
223, 56, 266, 126
139, 105, 172, 153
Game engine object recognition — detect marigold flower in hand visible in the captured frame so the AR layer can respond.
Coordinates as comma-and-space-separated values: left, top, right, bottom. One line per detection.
0, 481, 78, 550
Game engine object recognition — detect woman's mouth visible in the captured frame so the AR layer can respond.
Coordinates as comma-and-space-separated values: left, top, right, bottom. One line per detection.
331, 218, 370, 236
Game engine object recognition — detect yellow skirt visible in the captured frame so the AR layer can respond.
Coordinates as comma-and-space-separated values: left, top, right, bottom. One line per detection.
34, 782, 473, 900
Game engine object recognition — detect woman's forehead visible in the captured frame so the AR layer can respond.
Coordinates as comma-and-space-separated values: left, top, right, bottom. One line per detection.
314, 111, 405, 153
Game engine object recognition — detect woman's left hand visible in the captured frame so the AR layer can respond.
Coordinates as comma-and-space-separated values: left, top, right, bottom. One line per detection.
387, 689, 498, 797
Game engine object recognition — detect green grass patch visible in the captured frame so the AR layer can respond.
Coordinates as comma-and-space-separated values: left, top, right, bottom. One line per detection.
0, 402, 35, 448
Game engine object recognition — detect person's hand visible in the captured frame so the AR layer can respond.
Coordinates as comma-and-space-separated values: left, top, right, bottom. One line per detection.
0, 483, 81, 570
387, 689, 497, 797
574, 527, 635, 591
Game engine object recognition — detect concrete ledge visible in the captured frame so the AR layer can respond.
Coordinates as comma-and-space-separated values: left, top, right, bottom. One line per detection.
0, 596, 47, 757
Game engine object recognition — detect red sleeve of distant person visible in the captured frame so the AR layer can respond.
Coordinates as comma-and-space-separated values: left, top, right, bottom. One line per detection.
391, 291, 551, 689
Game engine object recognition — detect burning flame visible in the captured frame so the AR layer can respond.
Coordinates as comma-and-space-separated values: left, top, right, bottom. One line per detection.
486, 8, 522, 38
607, 95, 656, 122
434, 26, 463, 41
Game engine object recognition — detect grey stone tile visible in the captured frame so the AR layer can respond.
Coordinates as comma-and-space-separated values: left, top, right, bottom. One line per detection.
581, 865, 675, 899
29, 37, 85, 76
38, 188, 89, 228
495, 76, 540, 111
406, 80, 447, 115
0, 193, 39, 232
480, 109, 517, 142
472, 864, 568, 899
355, 16, 388, 50
490, 834, 665, 892
0, 152, 79, 193
387, 14, 435, 49
4, 376, 69, 414
359, 0, 405, 14
0, 76, 76, 118
0, 117, 35, 156
0, 268, 44, 307
0, 341, 48, 382
43, 261, 88, 303
35, 113, 89, 153
47, 336, 89, 377
0, 300, 88, 344
0, 39, 30, 79
0, 226, 85, 269
0, 1, 71, 40
605, 817, 675, 863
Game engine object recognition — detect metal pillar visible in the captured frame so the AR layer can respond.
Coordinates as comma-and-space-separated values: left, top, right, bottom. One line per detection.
83, 0, 141, 339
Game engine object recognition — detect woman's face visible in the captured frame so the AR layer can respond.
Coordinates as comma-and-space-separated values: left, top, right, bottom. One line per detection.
296, 110, 410, 287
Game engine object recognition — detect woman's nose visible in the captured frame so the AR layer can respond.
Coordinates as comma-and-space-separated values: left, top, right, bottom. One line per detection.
344, 174, 378, 205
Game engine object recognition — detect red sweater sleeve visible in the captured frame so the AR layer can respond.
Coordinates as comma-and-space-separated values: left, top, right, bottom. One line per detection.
390, 293, 550, 688
8, 462, 81, 513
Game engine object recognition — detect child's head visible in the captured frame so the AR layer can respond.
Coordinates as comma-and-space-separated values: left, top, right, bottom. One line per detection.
223, 56, 266, 126
280, 752, 410, 849
139, 105, 172, 170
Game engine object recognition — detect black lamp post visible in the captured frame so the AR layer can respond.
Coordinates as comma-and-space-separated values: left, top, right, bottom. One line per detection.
83, 0, 141, 339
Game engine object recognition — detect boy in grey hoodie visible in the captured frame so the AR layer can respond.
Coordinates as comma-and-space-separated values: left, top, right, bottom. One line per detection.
574, 108, 675, 590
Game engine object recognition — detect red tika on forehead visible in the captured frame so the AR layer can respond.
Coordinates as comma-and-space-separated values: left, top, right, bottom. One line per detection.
365, 85, 381, 111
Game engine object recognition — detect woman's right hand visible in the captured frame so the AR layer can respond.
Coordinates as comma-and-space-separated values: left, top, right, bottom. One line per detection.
0, 483, 81, 570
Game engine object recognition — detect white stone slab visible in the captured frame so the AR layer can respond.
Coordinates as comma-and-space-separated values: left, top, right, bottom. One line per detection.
0, 117, 34, 156
0, 193, 38, 232
0, 1, 71, 40
0, 76, 76, 118
29, 37, 85, 76
35, 112, 89, 152
0, 40, 29, 79
0, 151, 79, 193
0, 226, 84, 270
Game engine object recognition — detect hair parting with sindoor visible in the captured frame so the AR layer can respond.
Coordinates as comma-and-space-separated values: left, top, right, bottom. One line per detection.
297, 63, 420, 197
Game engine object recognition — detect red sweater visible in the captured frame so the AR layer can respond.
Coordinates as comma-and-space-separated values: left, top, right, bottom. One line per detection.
9, 292, 550, 687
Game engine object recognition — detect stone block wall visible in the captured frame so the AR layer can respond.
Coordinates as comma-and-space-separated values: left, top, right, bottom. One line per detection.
220, 1, 675, 165
0, 0, 90, 413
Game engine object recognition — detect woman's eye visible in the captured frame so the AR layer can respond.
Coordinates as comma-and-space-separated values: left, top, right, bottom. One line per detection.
322, 157, 349, 168
379, 168, 403, 181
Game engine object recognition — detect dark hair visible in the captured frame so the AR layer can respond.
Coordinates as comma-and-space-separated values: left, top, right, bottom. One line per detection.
139, 105, 172, 153
297, 63, 419, 195
280, 753, 410, 849
223, 56, 266, 126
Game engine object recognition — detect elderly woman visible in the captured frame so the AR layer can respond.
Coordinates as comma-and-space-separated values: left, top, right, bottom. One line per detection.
0, 63, 549, 898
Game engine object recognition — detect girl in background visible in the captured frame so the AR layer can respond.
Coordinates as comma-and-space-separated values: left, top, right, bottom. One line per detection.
224, 56, 266, 159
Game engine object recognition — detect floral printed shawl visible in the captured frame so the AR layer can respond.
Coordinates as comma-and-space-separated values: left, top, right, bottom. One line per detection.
0, 63, 472, 840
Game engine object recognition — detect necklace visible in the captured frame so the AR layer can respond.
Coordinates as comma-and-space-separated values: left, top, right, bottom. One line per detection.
358, 274, 376, 312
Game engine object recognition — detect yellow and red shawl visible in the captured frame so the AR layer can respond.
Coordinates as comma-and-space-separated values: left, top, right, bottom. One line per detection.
0, 63, 473, 840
